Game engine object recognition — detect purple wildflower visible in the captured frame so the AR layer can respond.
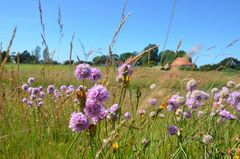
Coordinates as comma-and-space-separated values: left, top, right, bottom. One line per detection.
109, 104, 118, 113
32, 88, 39, 95
27, 77, 35, 84
74, 63, 91, 80
27, 101, 33, 107
138, 109, 146, 116
22, 98, 28, 103
167, 94, 183, 111
68, 85, 75, 90
89, 68, 102, 82
27, 87, 33, 94
214, 92, 220, 102
30, 94, 36, 100
84, 99, 108, 121
47, 85, 55, 94
60, 85, 67, 91
186, 79, 197, 92
124, 112, 131, 120
227, 91, 240, 107
236, 104, 240, 112
69, 112, 90, 132
148, 98, 157, 106
183, 111, 192, 118
186, 97, 201, 109
74, 98, 79, 104
117, 64, 133, 80
54, 90, 61, 98
39, 91, 45, 99
38, 86, 43, 92
87, 85, 110, 102
168, 125, 178, 135
219, 109, 236, 120
21, 84, 28, 91
76, 85, 85, 92
37, 101, 43, 107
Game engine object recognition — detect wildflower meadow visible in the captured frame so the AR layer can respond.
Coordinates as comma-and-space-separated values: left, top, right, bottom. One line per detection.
1, 0, 240, 158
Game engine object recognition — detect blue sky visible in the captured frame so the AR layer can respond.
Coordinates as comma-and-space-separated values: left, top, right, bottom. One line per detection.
0, 0, 240, 66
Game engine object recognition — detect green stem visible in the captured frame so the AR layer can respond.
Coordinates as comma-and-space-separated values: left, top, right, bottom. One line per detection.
65, 133, 80, 159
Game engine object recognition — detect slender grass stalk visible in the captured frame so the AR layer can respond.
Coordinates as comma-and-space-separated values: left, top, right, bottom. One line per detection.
65, 133, 80, 159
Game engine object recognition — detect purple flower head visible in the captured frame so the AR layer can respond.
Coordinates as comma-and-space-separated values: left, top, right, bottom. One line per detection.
27, 101, 33, 107
186, 97, 201, 109
109, 104, 118, 113
69, 112, 90, 132
89, 68, 102, 82
38, 86, 43, 92
212, 101, 223, 110
30, 94, 36, 100
76, 85, 85, 92
74, 63, 91, 80
60, 85, 67, 91
219, 109, 236, 120
32, 88, 39, 95
68, 85, 75, 90
84, 99, 108, 122
148, 98, 157, 106
236, 104, 240, 112
190, 90, 209, 100
227, 91, 240, 107
54, 89, 61, 98
214, 92, 220, 102
21, 84, 28, 91
74, 98, 79, 104
28, 77, 35, 84
47, 85, 55, 94
22, 98, 28, 103
167, 94, 183, 111
117, 64, 133, 79
37, 98, 42, 103
183, 111, 192, 118
87, 85, 110, 102
168, 125, 178, 135
138, 109, 146, 116
124, 112, 131, 120
39, 91, 45, 99
186, 79, 197, 92
27, 87, 33, 94
37, 101, 43, 107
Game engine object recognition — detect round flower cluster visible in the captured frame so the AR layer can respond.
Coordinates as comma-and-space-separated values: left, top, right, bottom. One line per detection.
74, 63, 101, 82
148, 98, 157, 106
186, 79, 197, 92
227, 91, 240, 112
167, 94, 185, 111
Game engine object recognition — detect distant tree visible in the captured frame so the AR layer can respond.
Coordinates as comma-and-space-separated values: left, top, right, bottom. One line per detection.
199, 57, 240, 71
120, 52, 135, 62
159, 50, 175, 66
140, 44, 159, 65
92, 55, 108, 65
34, 46, 41, 63
1, 51, 11, 62
176, 50, 187, 58
64, 60, 74, 65
43, 48, 52, 64
218, 57, 240, 70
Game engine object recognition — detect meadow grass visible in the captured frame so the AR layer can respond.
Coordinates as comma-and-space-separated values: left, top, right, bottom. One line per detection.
0, 64, 240, 158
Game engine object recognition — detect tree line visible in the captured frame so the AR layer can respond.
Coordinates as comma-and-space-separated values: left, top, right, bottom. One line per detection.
1, 44, 239, 72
